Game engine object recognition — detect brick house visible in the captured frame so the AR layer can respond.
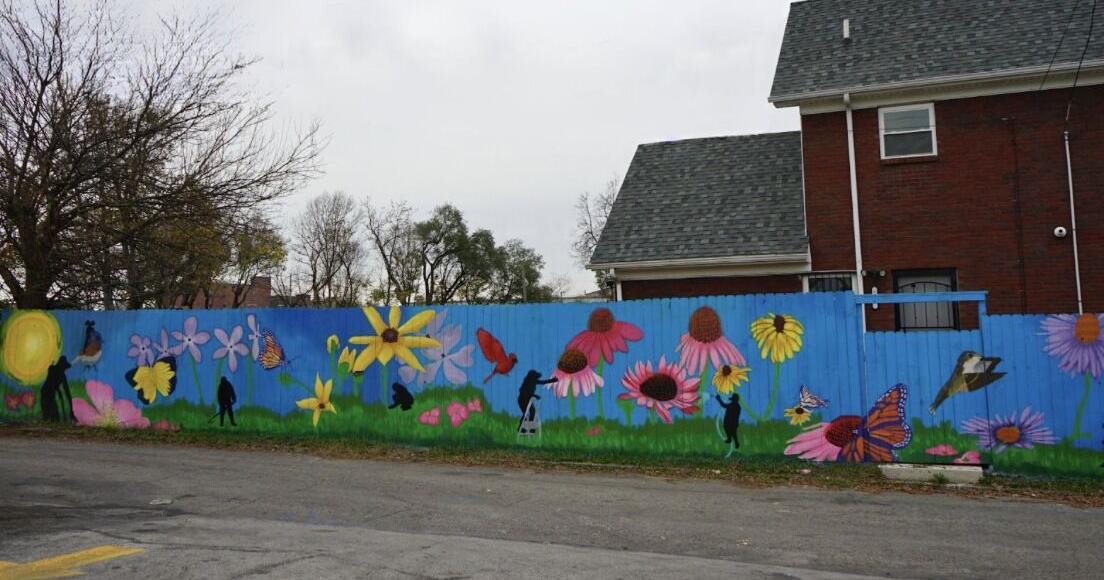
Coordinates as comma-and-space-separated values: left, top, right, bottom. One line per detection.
590, 0, 1103, 330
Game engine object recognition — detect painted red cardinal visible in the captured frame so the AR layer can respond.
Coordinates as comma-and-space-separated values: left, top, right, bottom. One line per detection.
477, 328, 517, 384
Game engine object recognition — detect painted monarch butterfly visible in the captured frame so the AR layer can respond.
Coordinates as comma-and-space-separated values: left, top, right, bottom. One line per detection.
797, 384, 829, 411
838, 384, 912, 463
259, 329, 291, 370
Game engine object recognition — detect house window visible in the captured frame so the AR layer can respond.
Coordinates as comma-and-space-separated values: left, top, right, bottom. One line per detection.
879, 103, 937, 159
894, 269, 958, 331
803, 273, 854, 293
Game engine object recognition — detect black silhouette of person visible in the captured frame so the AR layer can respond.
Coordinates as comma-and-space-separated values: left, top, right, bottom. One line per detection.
517, 370, 557, 433
716, 393, 742, 448
40, 356, 74, 423
214, 377, 237, 426
388, 382, 415, 411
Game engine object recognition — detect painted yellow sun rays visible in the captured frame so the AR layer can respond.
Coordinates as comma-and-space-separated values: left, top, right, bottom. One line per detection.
349, 306, 440, 372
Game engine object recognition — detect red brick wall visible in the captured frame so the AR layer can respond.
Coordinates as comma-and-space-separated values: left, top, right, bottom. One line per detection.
621, 274, 803, 300
802, 85, 1104, 330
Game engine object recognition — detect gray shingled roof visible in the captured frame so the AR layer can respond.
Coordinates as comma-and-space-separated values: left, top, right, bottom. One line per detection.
589, 132, 807, 267
771, 0, 1104, 102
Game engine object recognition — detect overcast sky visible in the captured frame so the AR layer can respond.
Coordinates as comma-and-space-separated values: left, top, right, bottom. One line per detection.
148, 0, 799, 294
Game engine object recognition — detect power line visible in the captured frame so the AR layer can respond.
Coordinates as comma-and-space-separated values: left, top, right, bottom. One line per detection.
1066, 0, 1099, 122
1039, 0, 1081, 91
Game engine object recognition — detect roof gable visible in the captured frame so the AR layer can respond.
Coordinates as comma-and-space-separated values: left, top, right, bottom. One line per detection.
590, 132, 807, 267
770, 0, 1104, 103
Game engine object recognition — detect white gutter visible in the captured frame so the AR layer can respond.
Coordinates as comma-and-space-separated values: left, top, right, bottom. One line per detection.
588, 252, 810, 271
1063, 130, 1084, 315
769, 59, 1104, 107
844, 93, 865, 296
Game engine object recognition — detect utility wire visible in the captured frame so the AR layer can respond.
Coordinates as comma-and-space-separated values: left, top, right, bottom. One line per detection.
1039, 0, 1081, 91
1066, 0, 1099, 122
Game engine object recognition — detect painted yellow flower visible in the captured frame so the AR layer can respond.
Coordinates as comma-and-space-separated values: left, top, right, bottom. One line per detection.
712, 364, 750, 395
0, 310, 62, 385
750, 313, 804, 364
349, 306, 440, 372
338, 346, 356, 370
296, 374, 337, 428
784, 405, 814, 426
326, 334, 340, 354
130, 359, 177, 405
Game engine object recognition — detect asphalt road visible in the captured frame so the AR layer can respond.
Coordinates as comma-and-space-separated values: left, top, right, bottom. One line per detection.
1, 438, 1101, 579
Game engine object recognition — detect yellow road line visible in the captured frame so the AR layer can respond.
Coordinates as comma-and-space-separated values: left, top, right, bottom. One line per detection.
0, 545, 144, 580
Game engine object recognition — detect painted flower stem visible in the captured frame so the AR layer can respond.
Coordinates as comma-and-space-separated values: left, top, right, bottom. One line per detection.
568, 386, 576, 419
190, 358, 204, 406
700, 361, 713, 413
617, 398, 634, 426
595, 359, 606, 419
1072, 372, 1093, 441
380, 364, 390, 406
747, 363, 782, 423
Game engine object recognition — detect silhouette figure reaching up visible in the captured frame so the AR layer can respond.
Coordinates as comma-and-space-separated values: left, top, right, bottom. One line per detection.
40, 356, 74, 423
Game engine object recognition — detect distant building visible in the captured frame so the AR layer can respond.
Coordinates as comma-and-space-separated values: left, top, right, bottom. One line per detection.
175, 276, 272, 309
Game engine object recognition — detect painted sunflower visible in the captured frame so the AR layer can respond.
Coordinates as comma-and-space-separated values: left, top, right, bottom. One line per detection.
750, 313, 804, 364
296, 374, 338, 428
349, 306, 441, 372
783, 405, 813, 426
712, 364, 750, 395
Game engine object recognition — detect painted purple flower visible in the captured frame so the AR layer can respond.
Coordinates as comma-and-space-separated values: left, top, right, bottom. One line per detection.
961, 407, 1057, 453
153, 329, 175, 359
1041, 313, 1104, 378
246, 314, 262, 361
398, 310, 474, 387
172, 316, 210, 363
213, 326, 249, 373
127, 334, 155, 367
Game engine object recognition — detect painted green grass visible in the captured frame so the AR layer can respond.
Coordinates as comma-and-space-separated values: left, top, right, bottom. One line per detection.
5, 381, 1101, 479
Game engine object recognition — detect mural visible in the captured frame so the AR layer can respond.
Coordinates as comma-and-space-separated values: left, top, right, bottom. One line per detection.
0, 294, 1100, 478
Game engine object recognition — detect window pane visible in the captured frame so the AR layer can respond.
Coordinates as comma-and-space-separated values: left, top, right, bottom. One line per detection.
809, 276, 852, 292
883, 108, 931, 132
884, 131, 934, 157
896, 272, 955, 330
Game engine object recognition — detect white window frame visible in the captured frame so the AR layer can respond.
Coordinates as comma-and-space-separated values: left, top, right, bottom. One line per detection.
879, 103, 937, 160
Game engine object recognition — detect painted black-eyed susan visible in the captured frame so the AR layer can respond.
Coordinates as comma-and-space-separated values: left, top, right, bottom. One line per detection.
711, 364, 750, 395
783, 405, 813, 426
349, 306, 441, 371
296, 374, 337, 428
750, 313, 804, 364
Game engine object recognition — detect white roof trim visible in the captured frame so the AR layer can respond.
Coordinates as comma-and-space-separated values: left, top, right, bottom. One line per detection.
588, 252, 810, 271
770, 58, 1104, 107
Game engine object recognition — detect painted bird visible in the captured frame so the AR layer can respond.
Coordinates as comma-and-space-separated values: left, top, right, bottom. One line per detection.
476, 328, 517, 384
929, 351, 1005, 414
73, 319, 103, 369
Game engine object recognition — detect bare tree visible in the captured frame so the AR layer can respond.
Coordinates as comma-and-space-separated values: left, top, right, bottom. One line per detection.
571, 175, 619, 293
291, 192, 364, 307
364, 199, 419, 305
0, 0, 322, 308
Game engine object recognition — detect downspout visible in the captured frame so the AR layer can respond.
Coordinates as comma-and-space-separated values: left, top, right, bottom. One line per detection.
1063, 130, 1084, 314
844, 93, 865, 296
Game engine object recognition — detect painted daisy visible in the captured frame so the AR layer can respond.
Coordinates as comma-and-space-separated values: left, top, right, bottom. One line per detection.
618, 356, 700, 424
960, 407, 1057, 453
1041, 313, 1104, 378
550, 348, 603, 398
676, 306, 746, 374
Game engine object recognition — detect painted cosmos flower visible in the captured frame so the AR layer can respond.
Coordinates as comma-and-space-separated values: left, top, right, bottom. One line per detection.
619, 356, 700, 424
214, 326, 249, 373
1041, 313, 1104, 378
73, 381, 150, 429
750, 313, 804, 364
677, 306, 746, 373
550, 348, 603, 398
296, 375, 337, 428
246, 314, 263, 361
350, 306, 441, 372
566, 308, 643, 366
960, 407, 1057, 453
153, 329, 174, 360
399, 310, 474, 387
172, 316, 210, 363
127, 334, 155, 367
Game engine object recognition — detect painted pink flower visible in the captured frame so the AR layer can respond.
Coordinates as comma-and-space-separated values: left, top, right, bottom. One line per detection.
213, 326, 249, 373
785, 421, 847, 462
586, 426, 601, 437
618, 356, 700, 424
925, 444, 959, 457
172, 316, 210, 363
953, 451, 982, 465
246, 314, 263, 361
550, 348, 603, 398
1041, 313, 1104, 377
127, 334, 155, 367
72, 381, 150, 429
446, 402, 470, 428
466, 398, 482, 413
418, 407, 441, 426
566, 308, 643, 366
153, 329, 174, 360
152, 419, 180, 432
677, 306, 746, 373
